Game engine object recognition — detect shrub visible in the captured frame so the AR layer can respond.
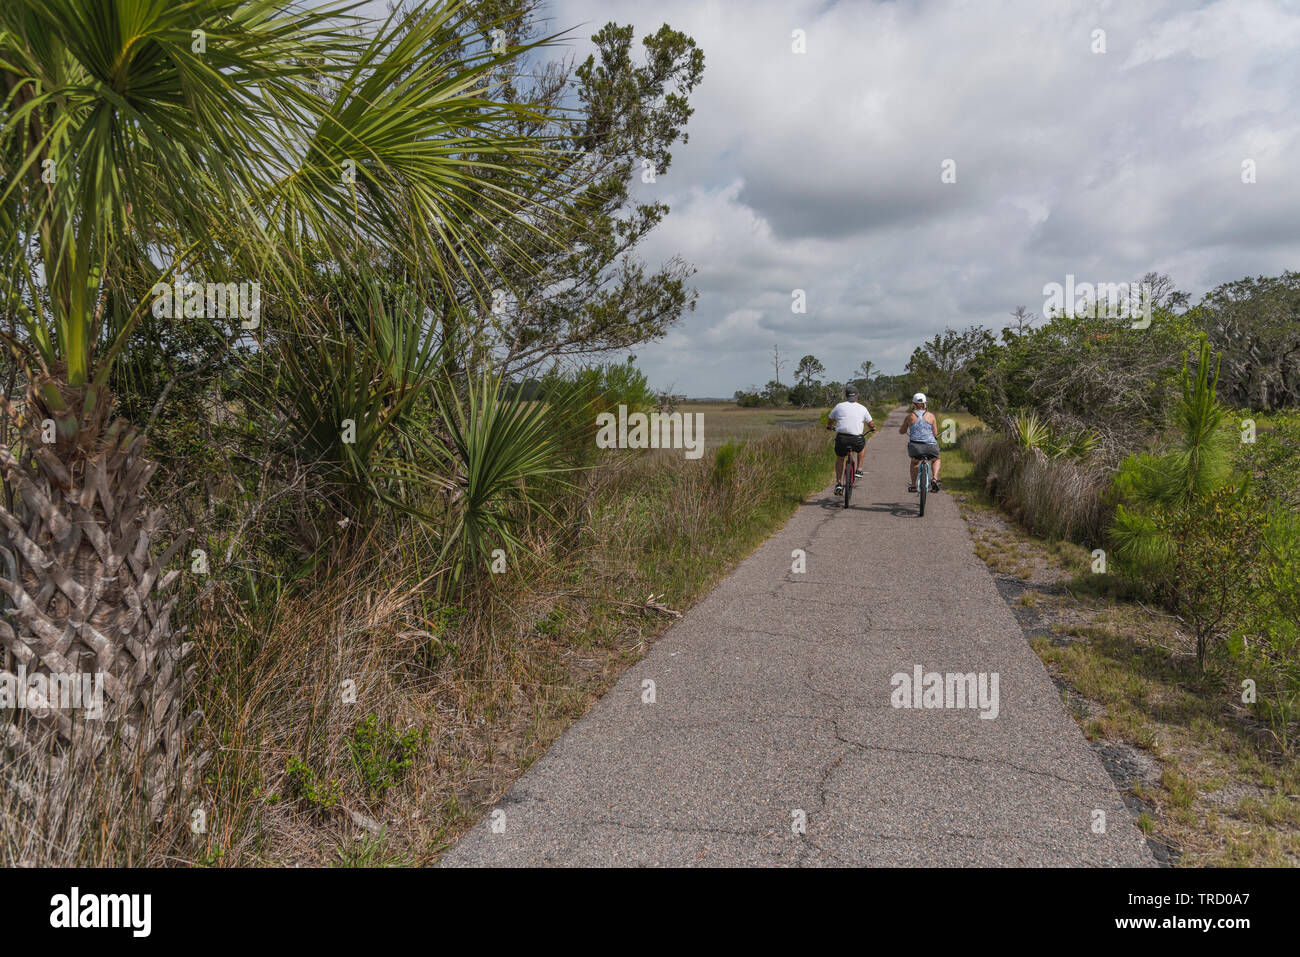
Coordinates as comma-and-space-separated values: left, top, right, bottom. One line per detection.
538, 359, 655, 465
761, 381, 789, 407
1237, 411, 1300, 509
347, 715, 429, 800
787, 382, 821, 408
962, 307, 1198, 457
541, 360, 654, 416
712, 440, 739, 486
1162, 484, 1264, 668
285, 757, 341, 813
1231, 510, 1300, 749
1109, 337, 1261, 668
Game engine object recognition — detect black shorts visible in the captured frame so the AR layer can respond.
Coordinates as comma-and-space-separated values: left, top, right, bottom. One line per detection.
835, 433, 866, 456
908, 441, 941, 460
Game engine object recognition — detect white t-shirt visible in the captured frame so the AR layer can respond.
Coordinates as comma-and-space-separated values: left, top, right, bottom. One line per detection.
829, 401, 873, 435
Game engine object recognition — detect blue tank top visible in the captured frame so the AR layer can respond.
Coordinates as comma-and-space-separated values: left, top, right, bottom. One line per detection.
908, 412, 936, 443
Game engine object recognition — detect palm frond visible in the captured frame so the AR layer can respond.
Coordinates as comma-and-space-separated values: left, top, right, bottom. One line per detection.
430, 369, 577, 588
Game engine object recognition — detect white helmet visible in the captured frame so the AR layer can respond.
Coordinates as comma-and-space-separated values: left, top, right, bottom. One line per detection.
912, 392, 927, 404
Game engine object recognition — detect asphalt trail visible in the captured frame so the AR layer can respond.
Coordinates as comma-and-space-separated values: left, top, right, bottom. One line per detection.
439, 408, 1154, 867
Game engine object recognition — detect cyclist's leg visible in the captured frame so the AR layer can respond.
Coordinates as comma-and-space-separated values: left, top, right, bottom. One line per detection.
918, 444, 940, 488
835, 453, 846, 485
908, 455, 919, 487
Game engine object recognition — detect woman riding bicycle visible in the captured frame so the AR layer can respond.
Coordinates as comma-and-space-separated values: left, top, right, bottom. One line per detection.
899, 392, 942, 493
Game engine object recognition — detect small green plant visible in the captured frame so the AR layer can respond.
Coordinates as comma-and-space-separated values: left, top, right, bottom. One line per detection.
1009, 409, 1100, 459
421, 603, 464, 663
347, 715, 429, 799
194, 846, 226, 867
535, 607, 567, 636
1010, 409, 1053, 454
1054, 427, 1102, 459
285, 757, 341, 812
712, 440, 739, 485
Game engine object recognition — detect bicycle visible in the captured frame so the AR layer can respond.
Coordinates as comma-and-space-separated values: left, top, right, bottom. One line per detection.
913, 452, 938, 517
828, 420, 873, 509
843, 451, 857, 509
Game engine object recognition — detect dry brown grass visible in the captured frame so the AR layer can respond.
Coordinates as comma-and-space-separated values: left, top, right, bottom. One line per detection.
2, 423, 835, 867
960, 430, 1111, 545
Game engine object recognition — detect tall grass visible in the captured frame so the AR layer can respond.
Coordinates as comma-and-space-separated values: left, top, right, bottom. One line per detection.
2, 424, 834, 865
959, 428, 1111, 545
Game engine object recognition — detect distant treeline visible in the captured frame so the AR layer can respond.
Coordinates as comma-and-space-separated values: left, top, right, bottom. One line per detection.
744, 270, 1297, 439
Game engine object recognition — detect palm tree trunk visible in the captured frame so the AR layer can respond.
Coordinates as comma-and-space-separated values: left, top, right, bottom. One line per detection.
0, 385, 205, 833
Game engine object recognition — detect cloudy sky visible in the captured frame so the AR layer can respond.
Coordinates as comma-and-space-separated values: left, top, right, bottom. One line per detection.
530, 0, 1300, 397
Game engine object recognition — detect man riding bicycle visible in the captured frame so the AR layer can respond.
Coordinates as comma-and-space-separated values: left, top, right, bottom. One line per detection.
827, 385, 875, 496
899, 392, 942, 493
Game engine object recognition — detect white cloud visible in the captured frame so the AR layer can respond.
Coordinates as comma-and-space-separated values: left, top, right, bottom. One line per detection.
547, 0, 1300, 395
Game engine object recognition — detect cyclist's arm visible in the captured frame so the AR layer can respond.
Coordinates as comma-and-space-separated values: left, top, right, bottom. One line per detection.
825, 409, 837, 431
898, 412, 913, 435
928, 413, 941, 447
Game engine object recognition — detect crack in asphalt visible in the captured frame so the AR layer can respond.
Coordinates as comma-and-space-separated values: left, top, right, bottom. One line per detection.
563, 818, 779, 840
685, 624, 864, 647
826, 719, 1108, 791
610, 711, 839, 733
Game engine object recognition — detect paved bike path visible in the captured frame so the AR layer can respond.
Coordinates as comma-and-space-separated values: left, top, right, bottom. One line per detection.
439, 408, 1153, 866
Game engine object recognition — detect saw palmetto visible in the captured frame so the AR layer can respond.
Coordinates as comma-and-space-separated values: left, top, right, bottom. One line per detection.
0, 0, 565, 857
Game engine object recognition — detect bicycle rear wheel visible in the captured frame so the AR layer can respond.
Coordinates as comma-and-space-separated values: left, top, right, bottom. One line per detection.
843, 459, 854, 509
918, 460, 928, 517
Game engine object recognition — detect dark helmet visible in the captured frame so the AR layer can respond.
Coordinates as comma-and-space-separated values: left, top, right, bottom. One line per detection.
845, 385, 858, 399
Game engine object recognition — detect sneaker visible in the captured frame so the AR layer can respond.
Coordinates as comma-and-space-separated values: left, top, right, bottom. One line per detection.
930, 480, 941, 492
834, 484, 843, 496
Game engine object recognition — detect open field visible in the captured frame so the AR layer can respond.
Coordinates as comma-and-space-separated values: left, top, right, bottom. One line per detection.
682, 399, 915, 452
680, 401, 826, 451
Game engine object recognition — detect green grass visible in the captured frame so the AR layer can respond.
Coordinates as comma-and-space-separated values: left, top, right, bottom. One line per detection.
936, 410, 984, 438
921, 410, 984, 497
1032, 617, 1300, 864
